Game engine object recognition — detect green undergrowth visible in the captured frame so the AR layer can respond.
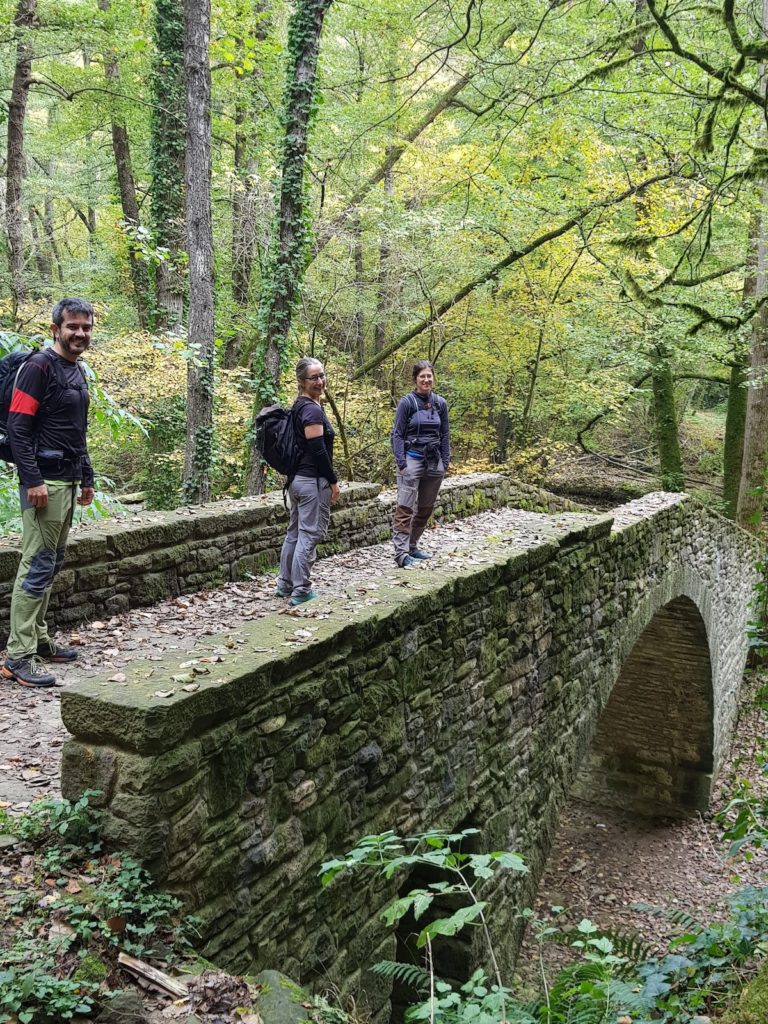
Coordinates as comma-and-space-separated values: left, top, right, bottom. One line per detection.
322, 829, 768, 1024
0, 792, 197, 1023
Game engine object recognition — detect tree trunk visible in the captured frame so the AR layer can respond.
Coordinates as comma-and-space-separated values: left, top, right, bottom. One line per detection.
99, 0, 151, 328
225, 1, 271, 369
736, 0, 768, 530
244, 0, 333, 494
28, 206, 51, 290
631, 0, 683, 492
737, 189, 768, 530
722, 212, 758, 518
351, 212, 365, 364
181, 0, 215, 503
650, 346, 684, 491
151, 0, 186, 331
6, 0, 36, 314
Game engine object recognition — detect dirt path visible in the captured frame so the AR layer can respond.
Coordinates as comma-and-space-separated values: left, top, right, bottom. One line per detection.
518, 681, 768, 976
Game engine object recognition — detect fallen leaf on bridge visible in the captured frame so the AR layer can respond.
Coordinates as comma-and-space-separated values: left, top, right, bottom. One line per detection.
153, 690, 175, 699
108, 673, 126, 683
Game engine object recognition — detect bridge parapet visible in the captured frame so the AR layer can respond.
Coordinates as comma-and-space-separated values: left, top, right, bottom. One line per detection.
61, 492, 761, 1012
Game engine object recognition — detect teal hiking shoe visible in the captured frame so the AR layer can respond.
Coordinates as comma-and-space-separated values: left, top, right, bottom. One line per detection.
290, 590, 317, 606
409, 548, 432, 560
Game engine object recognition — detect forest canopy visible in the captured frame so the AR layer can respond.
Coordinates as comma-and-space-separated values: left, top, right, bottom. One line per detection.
2, 0, 768, 526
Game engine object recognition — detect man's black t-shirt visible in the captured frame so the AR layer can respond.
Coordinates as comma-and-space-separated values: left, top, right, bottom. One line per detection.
8, 350, 94, 488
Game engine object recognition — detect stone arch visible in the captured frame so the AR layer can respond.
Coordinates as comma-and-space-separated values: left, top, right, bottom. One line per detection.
573, 595, 714, 817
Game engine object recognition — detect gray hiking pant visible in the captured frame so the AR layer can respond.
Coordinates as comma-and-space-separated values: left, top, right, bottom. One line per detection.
392, 455, 444, 564
277, 475, 332, 597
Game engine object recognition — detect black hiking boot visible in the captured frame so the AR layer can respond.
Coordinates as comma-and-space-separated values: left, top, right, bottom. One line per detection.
1, 656, 56, 688
37, 640, 78, 664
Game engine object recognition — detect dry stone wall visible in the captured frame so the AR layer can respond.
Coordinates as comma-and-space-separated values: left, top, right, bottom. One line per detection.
60, 492, 761, 1018
0, 474, 577, 644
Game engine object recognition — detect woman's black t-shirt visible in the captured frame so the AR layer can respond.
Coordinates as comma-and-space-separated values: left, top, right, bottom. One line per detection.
293, 396, 336, 482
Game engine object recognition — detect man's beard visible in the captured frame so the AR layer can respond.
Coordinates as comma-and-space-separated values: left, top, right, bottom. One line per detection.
57, 333, 88, 357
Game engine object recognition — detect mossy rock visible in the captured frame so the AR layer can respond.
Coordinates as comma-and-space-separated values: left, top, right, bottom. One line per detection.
721, 962, 768, 1023
254, 969, 310, 1024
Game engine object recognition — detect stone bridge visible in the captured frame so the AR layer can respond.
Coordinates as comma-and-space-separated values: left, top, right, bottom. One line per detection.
60, 487, 761, 1017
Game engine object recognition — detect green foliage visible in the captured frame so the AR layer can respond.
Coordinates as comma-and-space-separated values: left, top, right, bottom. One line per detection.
0, 793, 195, 1024
322, 829, 768, 1024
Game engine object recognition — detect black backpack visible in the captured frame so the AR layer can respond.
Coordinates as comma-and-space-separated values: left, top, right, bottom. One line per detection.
0, 348, 71, 463
254, 403, 302, 479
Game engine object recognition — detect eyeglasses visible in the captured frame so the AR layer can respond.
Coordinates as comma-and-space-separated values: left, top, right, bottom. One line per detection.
304, 373, 326, 381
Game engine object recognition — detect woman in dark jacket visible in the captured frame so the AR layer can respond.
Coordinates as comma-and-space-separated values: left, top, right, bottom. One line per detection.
391, 360, 450, 567
276, 357, 340, 604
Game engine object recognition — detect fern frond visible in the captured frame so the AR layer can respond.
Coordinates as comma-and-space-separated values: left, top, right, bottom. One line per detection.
631, 902, 703, 932
371, 960, 430, 994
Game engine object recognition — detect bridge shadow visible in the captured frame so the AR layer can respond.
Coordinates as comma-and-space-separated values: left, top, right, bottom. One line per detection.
573, 595, 714, 818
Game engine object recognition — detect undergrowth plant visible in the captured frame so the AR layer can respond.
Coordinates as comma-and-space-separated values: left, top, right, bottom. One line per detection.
0, 793, 195, 1023
321, 829, 768, 1024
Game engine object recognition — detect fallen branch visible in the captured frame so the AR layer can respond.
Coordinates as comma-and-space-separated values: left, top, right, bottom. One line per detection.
118, 951, 188, 998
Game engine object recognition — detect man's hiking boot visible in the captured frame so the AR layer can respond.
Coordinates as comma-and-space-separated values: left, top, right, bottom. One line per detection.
290, 590, 317, 606
1, 656, 56, 688
398, 556, 418, 568
37, 640, 78, 664
409, 548, 432, 560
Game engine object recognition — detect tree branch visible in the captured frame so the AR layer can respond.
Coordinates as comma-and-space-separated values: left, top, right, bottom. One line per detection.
352, 170, 677, 378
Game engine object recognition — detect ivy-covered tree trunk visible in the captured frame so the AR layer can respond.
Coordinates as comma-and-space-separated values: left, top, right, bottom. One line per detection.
245, 0, 333, 494
722, 213, 758, 518
151, 0, 186, 331
99, 0, 150, 328
6, 0, 36, 314
181, 0, 215, 503
650, 346, 684, 491
736, 3, 768, 532
737, 189, 768, 531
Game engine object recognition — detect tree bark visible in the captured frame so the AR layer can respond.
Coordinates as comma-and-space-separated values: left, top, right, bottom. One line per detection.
151, 0, 186, 331
245, 0, 333, 494
99, 0, 151, 328
722, 212, 758, 518
351, 211, 365, 364
226, 4, 270, 369
736, 0, 768, 531
6, 0, 37, 314
28, 206, 50, 289
737, 187, 768, 530
650, 345, 684, 490
182, 0, 215, 503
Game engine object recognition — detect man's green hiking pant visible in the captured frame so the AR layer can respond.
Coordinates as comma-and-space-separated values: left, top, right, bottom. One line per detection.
7, 480, 76, 659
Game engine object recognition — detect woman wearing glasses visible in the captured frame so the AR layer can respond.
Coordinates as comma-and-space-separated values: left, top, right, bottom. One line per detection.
391, 359, 450, 567
276, 358, 340, 605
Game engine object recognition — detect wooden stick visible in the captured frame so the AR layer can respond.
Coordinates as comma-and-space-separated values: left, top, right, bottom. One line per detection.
117, 951, 188, 998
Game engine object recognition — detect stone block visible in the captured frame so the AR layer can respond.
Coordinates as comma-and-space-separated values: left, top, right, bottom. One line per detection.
253, 970, 310, 1024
